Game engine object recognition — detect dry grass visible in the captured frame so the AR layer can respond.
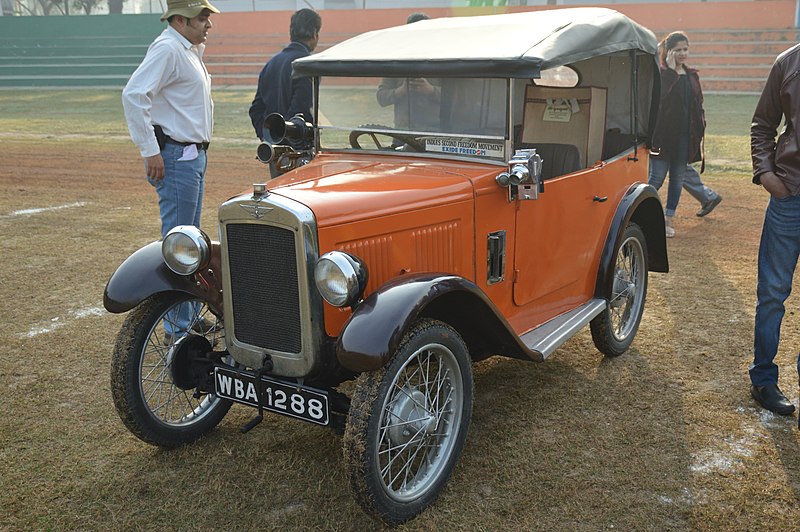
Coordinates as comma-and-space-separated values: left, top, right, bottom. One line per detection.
3, 111, 800, 530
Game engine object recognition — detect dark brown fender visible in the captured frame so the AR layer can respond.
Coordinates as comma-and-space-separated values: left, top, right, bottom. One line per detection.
103, 241, 223, 315
336, 273, 531, 372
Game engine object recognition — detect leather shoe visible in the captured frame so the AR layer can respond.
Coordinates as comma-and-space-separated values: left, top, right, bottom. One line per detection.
696, 195, 722, 217
751, 384, 795, 415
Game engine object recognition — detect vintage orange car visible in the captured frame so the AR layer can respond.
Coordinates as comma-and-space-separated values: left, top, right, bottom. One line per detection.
104, 8, 667, 525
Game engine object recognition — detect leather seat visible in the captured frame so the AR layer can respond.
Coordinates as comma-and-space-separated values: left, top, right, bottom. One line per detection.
518, 142, 581, 180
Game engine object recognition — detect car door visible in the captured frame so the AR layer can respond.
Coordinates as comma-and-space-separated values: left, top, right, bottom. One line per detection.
511, 166, 613, 318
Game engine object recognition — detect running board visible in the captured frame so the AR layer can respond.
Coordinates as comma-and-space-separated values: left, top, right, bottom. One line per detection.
520, 299, 607, 361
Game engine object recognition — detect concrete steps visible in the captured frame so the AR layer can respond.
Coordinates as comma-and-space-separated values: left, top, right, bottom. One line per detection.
649, 29, 796, 94
203, 34, 342, 88
0, 25, 794, 93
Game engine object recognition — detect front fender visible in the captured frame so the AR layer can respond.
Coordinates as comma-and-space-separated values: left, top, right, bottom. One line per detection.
336, 273, 530, 372
595, 182, 669, 298
103, 241, 223, 314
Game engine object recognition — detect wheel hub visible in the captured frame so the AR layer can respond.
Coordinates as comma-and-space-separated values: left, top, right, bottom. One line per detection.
388, 387, 436, 446
610, 269, 634, 309
169, 335, 214, 390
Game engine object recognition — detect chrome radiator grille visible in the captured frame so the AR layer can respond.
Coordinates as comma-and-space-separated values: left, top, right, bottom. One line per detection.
226, 223, 302, 353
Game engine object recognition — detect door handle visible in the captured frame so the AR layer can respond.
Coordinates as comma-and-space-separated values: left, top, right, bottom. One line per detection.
593, 196, 608, 203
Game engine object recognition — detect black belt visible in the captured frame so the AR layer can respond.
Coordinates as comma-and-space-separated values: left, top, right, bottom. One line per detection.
165, 136, 209, 151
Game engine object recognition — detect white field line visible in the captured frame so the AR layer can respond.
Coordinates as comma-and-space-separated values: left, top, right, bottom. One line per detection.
6, 201, 87, 218
690, 408, 790, 476
0, 132, 254, 145
21, 305, 106, 338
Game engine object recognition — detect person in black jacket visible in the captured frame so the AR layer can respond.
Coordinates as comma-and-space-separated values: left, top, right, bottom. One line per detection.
647, 31, 706, 238
249, 8, 321, 142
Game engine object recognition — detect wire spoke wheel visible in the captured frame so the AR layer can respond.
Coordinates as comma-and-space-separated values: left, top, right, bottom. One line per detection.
591, 223, 648, 357
608, 232, 646, 341
378, 342, 463, 500
344, 319, 473, 525
111, 293, 231, 447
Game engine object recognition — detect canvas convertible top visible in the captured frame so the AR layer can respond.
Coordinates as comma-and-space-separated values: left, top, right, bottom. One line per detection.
293, 8, 657, 79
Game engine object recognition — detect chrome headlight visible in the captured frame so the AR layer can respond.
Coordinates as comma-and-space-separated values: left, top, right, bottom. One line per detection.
314, 251, 367, 308
162, 225, 210, 275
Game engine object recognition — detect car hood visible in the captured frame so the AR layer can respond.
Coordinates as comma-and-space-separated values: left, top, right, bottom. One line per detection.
265, 153, 491, 227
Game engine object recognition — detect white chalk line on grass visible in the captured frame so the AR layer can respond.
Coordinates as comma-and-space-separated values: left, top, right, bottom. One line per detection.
689, 407, 792, 477
6, 201, 87, 218
22, 305, 106, 338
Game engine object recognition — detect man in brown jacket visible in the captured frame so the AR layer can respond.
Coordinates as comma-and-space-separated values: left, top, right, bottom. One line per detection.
749, 42, 800, 417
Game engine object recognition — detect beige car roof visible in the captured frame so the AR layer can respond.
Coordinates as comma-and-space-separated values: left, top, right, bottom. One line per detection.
293, 8, 657, 79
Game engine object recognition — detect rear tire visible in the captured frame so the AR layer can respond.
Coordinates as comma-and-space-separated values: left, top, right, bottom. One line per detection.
111, 293, 231, 447
591, 223, 648, 357
343, 319, 473, 525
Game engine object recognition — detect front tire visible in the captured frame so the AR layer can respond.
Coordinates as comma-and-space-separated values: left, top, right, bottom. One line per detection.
111, 293, 231, 448
591, 222, 648, 356
343, 319, 473, 525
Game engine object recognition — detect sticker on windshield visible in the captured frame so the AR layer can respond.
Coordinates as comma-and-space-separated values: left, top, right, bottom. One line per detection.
425, 138, 505, 158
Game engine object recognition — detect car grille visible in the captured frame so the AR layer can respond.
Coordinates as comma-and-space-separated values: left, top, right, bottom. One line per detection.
226, 223, 302, 353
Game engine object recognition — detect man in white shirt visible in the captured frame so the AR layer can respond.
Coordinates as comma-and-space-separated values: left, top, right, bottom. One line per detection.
122, 0, 219, 340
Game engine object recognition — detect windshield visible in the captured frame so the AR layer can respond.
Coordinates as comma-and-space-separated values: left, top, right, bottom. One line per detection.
317, 76, 509, 162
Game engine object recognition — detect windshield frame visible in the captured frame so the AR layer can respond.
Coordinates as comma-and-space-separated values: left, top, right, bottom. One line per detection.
312, 76, 513, 166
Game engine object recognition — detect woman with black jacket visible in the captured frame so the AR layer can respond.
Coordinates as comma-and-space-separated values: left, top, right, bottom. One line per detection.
648, 31, 706, 237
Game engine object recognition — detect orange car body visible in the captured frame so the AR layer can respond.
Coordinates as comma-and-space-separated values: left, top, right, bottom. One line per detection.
274, 151, 647, 340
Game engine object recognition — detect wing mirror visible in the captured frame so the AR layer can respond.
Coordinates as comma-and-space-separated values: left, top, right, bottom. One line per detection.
496, 148, 543, 201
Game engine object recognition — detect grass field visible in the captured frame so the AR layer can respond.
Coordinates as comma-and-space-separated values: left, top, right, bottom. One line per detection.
3, 90, 800, 530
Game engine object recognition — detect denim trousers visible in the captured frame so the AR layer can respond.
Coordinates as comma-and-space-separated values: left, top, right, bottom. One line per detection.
751, 195, 800, 386
648, 137, 689, 217
682, 164, 719, 205
147, 142, 207, 335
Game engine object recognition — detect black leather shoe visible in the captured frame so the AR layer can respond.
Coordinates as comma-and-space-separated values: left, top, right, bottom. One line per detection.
751, 384, 796, 415
696, 195, 722, 217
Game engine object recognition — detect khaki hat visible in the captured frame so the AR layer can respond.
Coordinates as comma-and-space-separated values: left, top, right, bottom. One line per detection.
161, 0, 220, 21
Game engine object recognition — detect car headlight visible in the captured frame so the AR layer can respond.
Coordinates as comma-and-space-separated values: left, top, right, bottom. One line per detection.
315, 251, 368, 308
162, 225, 211, 276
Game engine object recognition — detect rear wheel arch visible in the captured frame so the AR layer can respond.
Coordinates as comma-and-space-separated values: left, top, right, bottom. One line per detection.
628, 194, 669, 273
596, 184, 668, 300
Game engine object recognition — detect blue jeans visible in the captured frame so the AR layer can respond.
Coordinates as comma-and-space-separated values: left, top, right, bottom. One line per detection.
682, 164, 719, 206
148, 142, 206, 238
147, 142, 207, 335
648, 138, 689, 217
751, 195, 800, 386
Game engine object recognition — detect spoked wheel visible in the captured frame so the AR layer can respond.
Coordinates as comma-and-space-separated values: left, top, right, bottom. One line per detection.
344, 319, 473, 525
348, 124, 424, 152
111, 293, 231, 448
591, 222, 648, 356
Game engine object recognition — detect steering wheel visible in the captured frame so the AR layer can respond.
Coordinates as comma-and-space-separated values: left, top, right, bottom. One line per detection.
349, 125, 424, 152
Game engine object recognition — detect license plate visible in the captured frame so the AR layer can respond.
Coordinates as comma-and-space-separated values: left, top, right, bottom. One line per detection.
214, 366, 329, 426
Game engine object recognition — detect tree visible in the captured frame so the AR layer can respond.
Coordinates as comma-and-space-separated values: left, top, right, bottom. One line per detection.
73, 0, 102, 14
34, 0, 65, 15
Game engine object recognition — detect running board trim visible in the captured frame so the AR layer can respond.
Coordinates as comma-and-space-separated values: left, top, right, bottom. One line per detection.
520, 299, 606, 361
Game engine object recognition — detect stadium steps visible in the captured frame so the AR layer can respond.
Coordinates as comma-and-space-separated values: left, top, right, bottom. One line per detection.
0, 28, 795, 92
0, 34, 151, 88
202, 34, 345, 88
651, 28, 798, 94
